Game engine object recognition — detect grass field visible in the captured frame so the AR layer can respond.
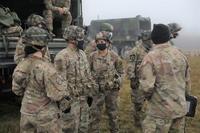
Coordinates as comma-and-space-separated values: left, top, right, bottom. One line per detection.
0, 56, 199, 133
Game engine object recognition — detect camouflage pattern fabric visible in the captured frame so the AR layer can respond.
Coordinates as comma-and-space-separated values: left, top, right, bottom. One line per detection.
43, 0, 72, 32
0, 25, 23, 36
126, 40, 149, 127
84, 40, 96, 59
139, 42, 191, 132
89, 50, 123, 133
54, 47, 97, 133
142, 115, 185, 133
12, 56, 71, 133
89, 90, 119, 133
14, 38, 51, 64
26, 14, 45, 27
63, 25, 85, 40
20, 103, 61, 133
95, 31, 113, 43
14, 26, 51, 64
60, 99, 78, 133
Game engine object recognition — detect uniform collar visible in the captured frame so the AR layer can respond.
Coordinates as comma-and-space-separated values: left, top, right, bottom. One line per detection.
153, 42, 171, 50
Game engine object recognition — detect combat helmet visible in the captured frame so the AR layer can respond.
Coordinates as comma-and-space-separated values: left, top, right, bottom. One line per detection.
95, 31, 113, 43
168, 23, 182, 38
100, 23, 114, 32
26, 14, 45, 27
63, 25, 85, 40
22, 26, 50, 47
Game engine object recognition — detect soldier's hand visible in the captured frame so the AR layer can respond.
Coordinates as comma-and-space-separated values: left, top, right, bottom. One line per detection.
62, 7, 69, 14
59, 97, 71, 113
58, 7, 65, 15
130, 78, 136, 89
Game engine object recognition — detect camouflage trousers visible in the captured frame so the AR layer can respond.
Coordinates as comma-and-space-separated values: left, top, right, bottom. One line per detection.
79, 96, 90, 133
20, 104, 61, 133
131, 87, 145, 128
43, 10, 72, 32
89, 90, 119, 133
142, 115, 186, 133
61, 96, 89, 133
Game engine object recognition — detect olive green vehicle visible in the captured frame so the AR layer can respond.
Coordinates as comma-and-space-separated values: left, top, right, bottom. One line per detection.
0, 0, 83, 93
87, 15, 151, 58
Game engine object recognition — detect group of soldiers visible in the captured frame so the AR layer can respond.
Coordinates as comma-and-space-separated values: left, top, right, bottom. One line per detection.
126, 23, 190, 133
12, 13, 123, 133
11, 4, 190, 133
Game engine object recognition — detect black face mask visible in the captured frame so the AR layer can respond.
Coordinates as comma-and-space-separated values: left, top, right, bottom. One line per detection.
97, 43, 107, 50
77, 40, 84, 50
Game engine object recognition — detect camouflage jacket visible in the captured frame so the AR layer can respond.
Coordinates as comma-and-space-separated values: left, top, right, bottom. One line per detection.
89, 50, 124, 92
44, 0, 71, 12
12, 56, 70, 115
84, 40, 96, 59
126, 41, 149, 79
54, 47, 97, 97
14, 37, 51, 64
139, 43, 191, 118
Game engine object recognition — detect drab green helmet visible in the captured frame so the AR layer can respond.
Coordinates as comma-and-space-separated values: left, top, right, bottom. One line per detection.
95, 31, 113, 43
63, 25, 85, 40
22, 26, 50, 47
26, 14, 45, 27
168, 23, 182, 34
100, 23, 114, 32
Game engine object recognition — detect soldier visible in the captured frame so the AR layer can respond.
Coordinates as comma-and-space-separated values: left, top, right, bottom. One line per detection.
43, 0, 72, 34
85, 23, 114, 58
84, 38, 96, 58
54, 25, 97, 133
168, 23, 182, 39
14, 14, 51, 64
126, 31, 153, 128
89, 31, 123, 133
139, 24, 191, 133
168, 23, 182, 45
12, 26, 72, 133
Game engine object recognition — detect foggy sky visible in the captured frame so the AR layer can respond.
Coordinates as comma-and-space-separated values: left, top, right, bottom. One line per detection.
82, 0, 200, 34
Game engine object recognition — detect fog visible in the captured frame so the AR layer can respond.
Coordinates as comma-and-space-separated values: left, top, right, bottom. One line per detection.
82, 0, 200, 50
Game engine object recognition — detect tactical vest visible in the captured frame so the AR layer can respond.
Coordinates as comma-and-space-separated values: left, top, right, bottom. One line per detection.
91, 50, 118, 91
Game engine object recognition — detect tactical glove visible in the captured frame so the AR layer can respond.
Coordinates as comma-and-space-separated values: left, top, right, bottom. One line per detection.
59, 97, 71, 113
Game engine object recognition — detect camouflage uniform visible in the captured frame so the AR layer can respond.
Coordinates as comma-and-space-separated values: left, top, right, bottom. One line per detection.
139, 26, 191, 132
89, 31, 123, 133
43, 0, 72, 33
85, 23, 113, 58
84, 40, 96, 58
126, 38, 152, 128
126, 40, 147, 128
12, 26, 71, 133
14, 14, 51, 64
54, 26, 97, 133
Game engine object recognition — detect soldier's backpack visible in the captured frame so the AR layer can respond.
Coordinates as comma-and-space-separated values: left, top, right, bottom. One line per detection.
0, 5, 23, 36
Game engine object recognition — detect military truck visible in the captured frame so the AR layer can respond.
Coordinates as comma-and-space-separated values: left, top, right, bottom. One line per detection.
87, 15, 151, 58
0, 0, 83, 93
